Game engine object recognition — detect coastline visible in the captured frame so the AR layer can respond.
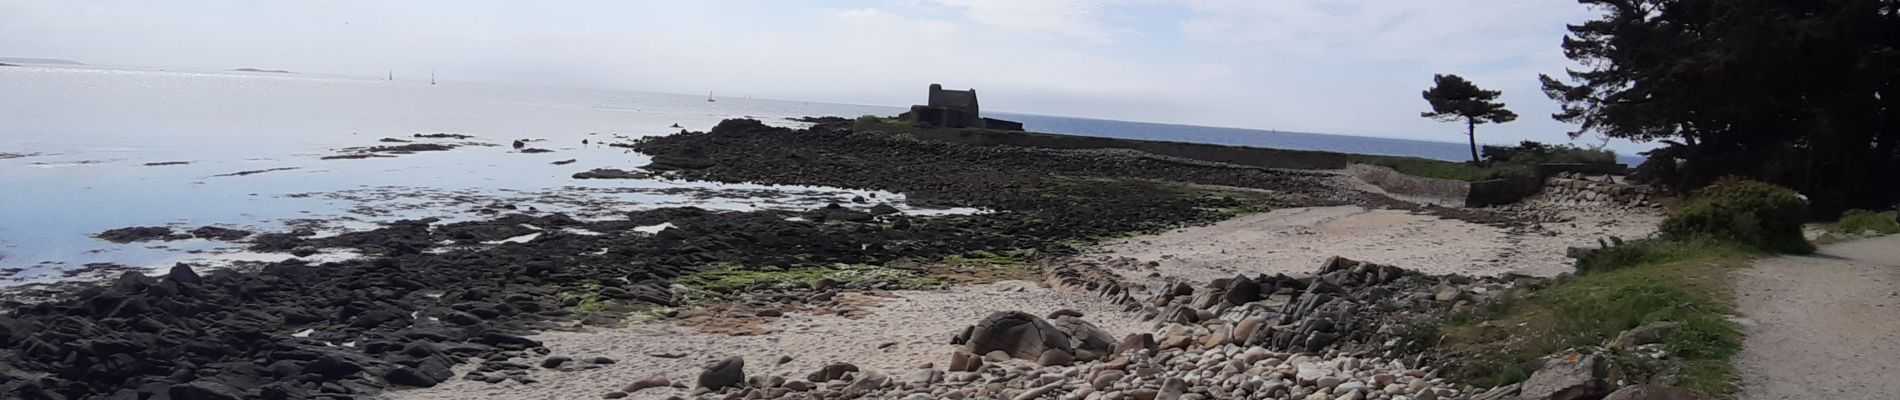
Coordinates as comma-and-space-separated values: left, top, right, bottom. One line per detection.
0, 118, 1656, 399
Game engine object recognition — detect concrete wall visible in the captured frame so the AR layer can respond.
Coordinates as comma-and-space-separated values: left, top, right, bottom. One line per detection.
1347, 164, 1470, 207
898, 128, 1351, 170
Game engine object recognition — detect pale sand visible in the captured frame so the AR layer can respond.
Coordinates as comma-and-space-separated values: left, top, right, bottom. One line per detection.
387, 204, 1658, 400
1097, 205, 1659, 284
385, 281, 1146, 400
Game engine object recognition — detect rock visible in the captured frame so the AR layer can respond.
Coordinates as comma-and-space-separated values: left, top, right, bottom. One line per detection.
1051, 316, 1117, 359
1233, 316, 1267, 345
807, 362, 859, 382
1091, 370, 1126, 390
626, 376, 671, 393
1048, 309, 1084, 319
948, 350, 984, 372
698, 356, 745, 390
1432, 285, 1463, 301
781, 380, 816, 391
1013, 382, 1064, 400
1201, 324, 1233, 348
1603, 384, 1706, 400
755, 309, 784, 317
1157, 378, 1188, 400
1223, 275, 1263, 305
1518, 353, 1608, 400
1036, 348, 1075, 366
602, 392, 628, 399
964, 311, 1074, 361
905, 368, 944, 386
1115, 333, 1156, 354
1609, 321, 1679, 350
168, 380, 245, 400
843, 371, 890, 396
542, 356, 572, 369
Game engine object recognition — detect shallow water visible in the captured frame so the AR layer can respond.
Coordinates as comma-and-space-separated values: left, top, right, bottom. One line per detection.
0, 65, 912, 282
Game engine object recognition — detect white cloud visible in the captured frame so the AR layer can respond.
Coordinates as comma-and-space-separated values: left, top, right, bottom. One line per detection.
921, 0, 1125, 43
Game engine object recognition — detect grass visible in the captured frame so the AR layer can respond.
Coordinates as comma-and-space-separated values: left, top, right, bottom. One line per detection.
675, 262, 944, 293
1438, 236, 1759, 395
1348, 154, 1534, 181
1826, 209, 1900, 236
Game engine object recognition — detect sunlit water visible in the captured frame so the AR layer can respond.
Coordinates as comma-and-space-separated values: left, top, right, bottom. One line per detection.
0, 65, 916, 282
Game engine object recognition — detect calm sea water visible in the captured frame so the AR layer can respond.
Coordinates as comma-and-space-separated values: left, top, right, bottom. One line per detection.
0, 64, 1598, 281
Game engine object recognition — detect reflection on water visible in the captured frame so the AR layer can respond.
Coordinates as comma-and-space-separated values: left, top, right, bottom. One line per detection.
0, 65, 918, 283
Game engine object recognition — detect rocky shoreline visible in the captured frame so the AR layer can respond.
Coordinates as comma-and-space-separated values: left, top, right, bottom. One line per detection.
0, 118, 1641, 400
0, 119, 1380, 399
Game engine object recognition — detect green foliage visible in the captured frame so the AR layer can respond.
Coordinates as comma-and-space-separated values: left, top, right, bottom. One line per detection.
1660, 178, 1815, 254
676, 263, 942, 293
1826, 209, 1900, 236
1542, 0, 1899, 214
1480, 140, 1617, 166
1441, 236, 1750, 395
1575, 236, 1758, 275
1421, 74, 1519, 162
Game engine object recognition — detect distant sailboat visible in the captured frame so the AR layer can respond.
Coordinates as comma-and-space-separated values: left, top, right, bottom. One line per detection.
387, 69, 393, 81
706, 90, 715, 103
430, 71, 436, 85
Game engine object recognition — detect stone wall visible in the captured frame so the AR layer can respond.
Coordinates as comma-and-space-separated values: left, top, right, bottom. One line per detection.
1346, 164, 1469, 207
1526, 173, 1661, 209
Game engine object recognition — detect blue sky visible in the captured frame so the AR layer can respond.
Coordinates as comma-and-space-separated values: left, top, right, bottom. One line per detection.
0, 0, 1641, 153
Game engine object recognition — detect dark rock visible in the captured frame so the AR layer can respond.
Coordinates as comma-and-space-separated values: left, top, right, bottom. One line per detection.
963, 311, 1074, 361
806, 362, 859, 382
698, 356, 744, 390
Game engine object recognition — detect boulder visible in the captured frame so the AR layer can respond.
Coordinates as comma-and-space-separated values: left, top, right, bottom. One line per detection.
964, 311, 1074, 361
1051, 316, 1116, 360
1604, 385, 1706, 400
1518, 353, 1608, 400
1223, 275, 1263, 305
698, 356, 745, 390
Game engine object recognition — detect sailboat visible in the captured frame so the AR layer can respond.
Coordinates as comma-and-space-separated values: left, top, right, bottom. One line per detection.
387, 69, 393, 81
706, 90, 715, 103
430, 71, 437, 85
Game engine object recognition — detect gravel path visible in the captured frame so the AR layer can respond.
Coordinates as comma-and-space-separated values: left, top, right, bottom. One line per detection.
1736, 235, 1900, 399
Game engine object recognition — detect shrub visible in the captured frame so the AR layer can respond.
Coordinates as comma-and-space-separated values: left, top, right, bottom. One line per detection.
1659, 178, 1814, 254
1827, 209, 1900, 235
1480, 140, 1618, 165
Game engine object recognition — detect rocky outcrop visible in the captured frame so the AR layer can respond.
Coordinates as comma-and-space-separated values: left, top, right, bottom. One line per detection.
962, 311, 1076, 362
1531, 174, 1660, 209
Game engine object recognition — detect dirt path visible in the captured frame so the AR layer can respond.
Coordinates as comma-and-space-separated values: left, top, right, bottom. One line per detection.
1736, 235, 1900, 399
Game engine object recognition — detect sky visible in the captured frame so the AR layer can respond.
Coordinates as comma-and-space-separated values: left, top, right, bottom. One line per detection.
0, 0, 1646, 153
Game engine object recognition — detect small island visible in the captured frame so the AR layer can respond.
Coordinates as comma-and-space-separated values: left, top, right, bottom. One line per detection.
231, 68, 291, 73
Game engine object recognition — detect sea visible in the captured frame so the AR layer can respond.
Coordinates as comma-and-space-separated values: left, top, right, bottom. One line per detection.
0, 64, 1608, 283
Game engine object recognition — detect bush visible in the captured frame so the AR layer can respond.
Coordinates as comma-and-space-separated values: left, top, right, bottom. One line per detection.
1480, 140, 1618, 165
1659, 178, 1814, 254
1827, 209, 1900, 235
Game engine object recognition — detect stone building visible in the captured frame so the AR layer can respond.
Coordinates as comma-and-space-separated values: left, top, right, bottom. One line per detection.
907, 84, 1024, 131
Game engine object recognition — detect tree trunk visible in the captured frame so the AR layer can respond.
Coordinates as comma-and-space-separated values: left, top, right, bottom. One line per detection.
1466, 118, 1480, 163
